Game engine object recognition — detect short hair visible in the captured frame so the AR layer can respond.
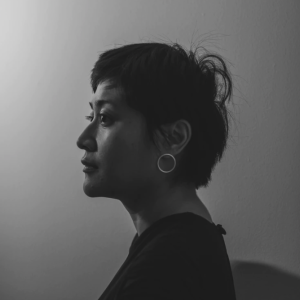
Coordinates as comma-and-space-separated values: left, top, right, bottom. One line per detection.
90, 41, 233, 190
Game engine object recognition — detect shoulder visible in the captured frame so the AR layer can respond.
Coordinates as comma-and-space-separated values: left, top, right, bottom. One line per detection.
118, 224, 232, 299
146, 219, 225, 256
130, 224, 227, 276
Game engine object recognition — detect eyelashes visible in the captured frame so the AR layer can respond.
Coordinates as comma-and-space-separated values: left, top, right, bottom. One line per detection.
85, 114, 111, 125
85, 116, 93, 121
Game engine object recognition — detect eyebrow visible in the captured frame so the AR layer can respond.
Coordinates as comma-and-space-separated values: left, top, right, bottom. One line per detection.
89, 99, 116, 110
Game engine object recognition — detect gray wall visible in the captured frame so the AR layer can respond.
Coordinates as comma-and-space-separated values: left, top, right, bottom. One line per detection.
1, 0, 299, 299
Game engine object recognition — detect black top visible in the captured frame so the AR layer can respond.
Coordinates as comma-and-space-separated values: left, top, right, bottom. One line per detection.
98, 212, 236, 300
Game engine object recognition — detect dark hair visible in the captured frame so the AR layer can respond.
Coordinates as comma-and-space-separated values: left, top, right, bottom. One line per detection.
90, 41, 233, 190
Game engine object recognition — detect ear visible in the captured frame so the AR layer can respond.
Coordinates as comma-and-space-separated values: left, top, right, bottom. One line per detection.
158, 119, 192, 156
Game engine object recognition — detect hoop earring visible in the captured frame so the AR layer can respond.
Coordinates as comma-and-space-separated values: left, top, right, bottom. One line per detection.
157, 154, 176, 173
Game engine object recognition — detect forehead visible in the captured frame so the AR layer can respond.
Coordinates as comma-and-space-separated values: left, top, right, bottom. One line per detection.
91, 82, 123, 108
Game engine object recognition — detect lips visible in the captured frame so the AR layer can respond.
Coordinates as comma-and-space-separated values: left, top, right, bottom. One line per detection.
81, 159, 98, 169
83, 166, 98, 173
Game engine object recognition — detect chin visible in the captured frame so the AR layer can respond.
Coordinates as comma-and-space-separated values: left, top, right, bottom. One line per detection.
83, 182, 100, 197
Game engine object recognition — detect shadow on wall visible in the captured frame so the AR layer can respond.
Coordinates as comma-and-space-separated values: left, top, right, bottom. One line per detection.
231, 260, 300, 300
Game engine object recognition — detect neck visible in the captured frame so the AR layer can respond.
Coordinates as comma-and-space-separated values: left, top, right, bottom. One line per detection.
124, 183, 211, 236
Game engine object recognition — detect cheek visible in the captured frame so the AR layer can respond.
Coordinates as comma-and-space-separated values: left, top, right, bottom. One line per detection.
98, 130, 136, 170
100, 118, 154, 175
115, 134, 152, 176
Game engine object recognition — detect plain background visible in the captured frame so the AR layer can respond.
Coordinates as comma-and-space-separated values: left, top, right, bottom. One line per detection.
1, 0, 300, 299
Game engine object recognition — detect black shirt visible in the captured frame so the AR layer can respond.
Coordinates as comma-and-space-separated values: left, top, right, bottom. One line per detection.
98, 212, 236, 300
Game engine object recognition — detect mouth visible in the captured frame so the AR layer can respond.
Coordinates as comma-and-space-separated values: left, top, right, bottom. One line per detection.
83, 166, 98, 173
81, 158, 98, 170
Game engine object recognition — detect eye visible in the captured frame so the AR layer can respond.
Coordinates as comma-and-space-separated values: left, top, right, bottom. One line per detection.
85, 114, 111, 125
85, 115, 94, 122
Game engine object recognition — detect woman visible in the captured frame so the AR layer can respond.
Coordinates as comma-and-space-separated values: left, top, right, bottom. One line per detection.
76, 41, 236, 299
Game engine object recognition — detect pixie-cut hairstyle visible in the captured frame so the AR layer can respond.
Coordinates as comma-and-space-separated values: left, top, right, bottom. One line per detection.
90, 41, 233, 190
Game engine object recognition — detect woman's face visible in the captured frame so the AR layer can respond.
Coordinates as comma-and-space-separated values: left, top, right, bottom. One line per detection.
76, 81, 161, 204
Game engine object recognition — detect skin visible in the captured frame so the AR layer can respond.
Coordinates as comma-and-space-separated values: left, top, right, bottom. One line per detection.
76, 81, 213, 236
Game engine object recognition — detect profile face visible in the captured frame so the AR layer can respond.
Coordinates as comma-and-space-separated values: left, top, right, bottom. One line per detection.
76, 81, 159, 202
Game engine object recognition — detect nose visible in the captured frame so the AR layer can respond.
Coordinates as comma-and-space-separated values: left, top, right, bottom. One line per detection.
76, 129, 96, 152
76, 136, 85, 150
